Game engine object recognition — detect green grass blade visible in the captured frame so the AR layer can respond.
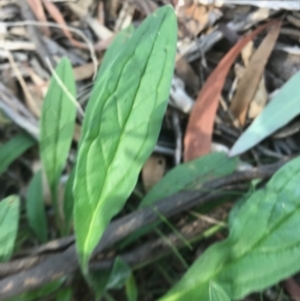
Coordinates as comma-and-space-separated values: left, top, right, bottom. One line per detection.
74, 5, 177, 274
40, 57, 76, 212
0, 195, 20, 262
26, 170, 48, 243
158, 156, 300, 301
0, 133, 35, 176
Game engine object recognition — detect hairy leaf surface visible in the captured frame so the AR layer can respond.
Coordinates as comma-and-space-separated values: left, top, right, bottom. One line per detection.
40, 58, 76, 201
74, 5, 177, 273
0, 195, 19, 261
158, 156, 300, 301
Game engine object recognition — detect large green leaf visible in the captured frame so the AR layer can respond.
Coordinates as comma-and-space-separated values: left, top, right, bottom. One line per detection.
73, 5, 177, 274
229, 70, 300, 157
40, 57, 76, 204
0, 195, 20, 262
140, 152, 238, 208
158, 156, 300, 301
0, 133, 35, 177
26, 170, 48, 243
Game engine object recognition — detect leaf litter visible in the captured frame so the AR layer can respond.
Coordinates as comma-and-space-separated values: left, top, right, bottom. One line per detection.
1, 1, 300, 301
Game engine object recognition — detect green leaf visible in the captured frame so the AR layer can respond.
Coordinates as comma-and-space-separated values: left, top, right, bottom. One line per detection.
158, 156, 300, 301
89, 257, 132, 300
40, 57, 76, 204
0, 133, 35, 177
126, 274, 138, 301
82, 26, 135, 138
56, 287, 72, 301
7, 279, 64, 301
89, 269, 111, 301
229, 70, 300, 157
74, 5, 177, 274
26, 170, 48, 243
209, 282, 230, 301
140, 152, 238, 208
63, 168, 75, 235
98, 26, 134, 79
106, 257, 132, 290
0, 195, 20, 262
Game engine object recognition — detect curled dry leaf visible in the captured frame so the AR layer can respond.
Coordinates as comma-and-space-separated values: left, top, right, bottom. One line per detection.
230, 21, 281, 125
184, 21, 274, 162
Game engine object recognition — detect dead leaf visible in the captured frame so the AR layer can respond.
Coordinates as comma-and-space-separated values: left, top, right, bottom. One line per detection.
233, 64, 268, 119
142, 155, 166, 192
178, 3, 209, 36
73, 62, 95, 81
248, 75, 268, 118
73, 123, 81, 142
283, 277, 300, 301
175, 55, 200, 93
26, 0, 50, 36
94, 35, 115, 52
41, 0, 86, 49
184, 21, 276, 162
27, 67, 48, 97
230, 21, 282, 125
241, 40, 253, 66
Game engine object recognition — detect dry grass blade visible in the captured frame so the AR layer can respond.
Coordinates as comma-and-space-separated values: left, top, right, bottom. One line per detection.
26, 0, 50, 36
41, 0, 86, 49
230, 21, 282, 126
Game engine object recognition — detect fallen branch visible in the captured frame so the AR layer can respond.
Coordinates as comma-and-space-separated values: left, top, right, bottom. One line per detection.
0, 159, 289, 300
